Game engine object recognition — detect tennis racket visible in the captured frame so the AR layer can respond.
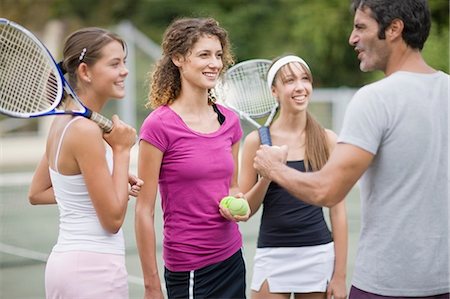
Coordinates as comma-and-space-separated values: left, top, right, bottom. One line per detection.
0, 18, 113, 132
215, 59, 278, 145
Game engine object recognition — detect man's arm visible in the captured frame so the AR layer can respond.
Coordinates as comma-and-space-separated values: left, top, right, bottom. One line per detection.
254, 143, 374, 207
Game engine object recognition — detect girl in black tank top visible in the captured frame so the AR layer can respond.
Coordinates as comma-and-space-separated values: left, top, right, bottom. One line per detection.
239, 55, 348, 298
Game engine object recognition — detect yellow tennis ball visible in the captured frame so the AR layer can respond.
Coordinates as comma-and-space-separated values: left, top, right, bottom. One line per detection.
227, 197, 249, 216
220, 196, 234, 208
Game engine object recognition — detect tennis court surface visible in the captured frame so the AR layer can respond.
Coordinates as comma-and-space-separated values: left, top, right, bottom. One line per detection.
0, 172, 360, 298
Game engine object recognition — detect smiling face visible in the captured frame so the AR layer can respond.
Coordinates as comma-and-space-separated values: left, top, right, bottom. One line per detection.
349, 7, 390, 73
273, 62, 312, 113
87, 40, 128, 100
175, 34, 223, 91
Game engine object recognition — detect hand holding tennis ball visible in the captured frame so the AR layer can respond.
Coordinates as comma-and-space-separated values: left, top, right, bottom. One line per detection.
220, 196, 250, 216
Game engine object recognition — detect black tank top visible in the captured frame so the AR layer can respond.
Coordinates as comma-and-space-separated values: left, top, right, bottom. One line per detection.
257, 160, 333, 248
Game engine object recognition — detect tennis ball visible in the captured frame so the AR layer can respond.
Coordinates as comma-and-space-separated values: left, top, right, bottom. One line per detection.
220, 196, 249, 216
220, 196, 234, 208
229, 198, 249, 216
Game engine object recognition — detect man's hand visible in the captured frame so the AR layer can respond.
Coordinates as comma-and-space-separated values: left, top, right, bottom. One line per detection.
253, 145, 288, 179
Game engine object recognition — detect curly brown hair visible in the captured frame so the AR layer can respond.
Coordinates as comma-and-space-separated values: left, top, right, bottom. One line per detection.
146, 17, 234, 109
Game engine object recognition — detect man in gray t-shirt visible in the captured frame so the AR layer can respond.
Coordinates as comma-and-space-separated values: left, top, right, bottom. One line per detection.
339, 71, 448, 296
253, 0, 449, 297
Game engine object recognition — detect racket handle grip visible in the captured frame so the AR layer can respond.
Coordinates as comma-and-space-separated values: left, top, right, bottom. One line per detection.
90, 111, 113, 133
258, 126, 272, 146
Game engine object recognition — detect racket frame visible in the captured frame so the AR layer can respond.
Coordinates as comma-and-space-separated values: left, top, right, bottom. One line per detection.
0, 18, 112, 132
216, 59, 278, 145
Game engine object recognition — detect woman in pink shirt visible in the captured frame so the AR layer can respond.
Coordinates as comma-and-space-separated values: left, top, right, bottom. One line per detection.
136, 17, 249, 299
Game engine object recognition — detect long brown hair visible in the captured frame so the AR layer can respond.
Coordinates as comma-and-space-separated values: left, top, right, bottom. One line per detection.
146, 17, 234, 109
61, 27, 126, 89
271, 56, 330, 171
304, 112, 330, 171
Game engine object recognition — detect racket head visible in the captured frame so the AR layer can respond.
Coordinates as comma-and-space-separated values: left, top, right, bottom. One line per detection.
215, 59, 277, 119
0, 18, 64, 118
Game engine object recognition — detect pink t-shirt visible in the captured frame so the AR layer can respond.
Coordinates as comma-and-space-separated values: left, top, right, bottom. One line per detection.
140, 104, 243, 271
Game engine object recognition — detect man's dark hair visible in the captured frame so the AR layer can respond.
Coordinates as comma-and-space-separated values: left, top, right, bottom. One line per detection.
351, 0, 431, 50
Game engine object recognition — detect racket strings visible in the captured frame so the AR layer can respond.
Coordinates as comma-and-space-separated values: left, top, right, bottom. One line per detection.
222, 61, 276, 118
0, 23, 60, 116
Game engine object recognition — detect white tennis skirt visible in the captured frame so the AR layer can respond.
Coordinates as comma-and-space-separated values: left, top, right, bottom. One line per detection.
45, 250, 128, 299
251, 242, 335, 293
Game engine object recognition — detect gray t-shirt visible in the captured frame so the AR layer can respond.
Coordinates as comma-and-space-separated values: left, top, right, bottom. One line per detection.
338, 71, 449, 296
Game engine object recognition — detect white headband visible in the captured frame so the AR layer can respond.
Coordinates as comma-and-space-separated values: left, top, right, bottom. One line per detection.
266, 55, 310, 89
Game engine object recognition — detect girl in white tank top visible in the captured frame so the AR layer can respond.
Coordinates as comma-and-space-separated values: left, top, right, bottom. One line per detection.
28, 27, 142, 299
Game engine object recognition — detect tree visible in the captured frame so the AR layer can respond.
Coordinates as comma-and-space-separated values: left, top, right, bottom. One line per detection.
3, 0, 448, 87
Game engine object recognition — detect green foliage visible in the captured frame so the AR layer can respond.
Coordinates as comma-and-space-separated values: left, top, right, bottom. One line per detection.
3, 0, 448, 87
423, 21, 449, 73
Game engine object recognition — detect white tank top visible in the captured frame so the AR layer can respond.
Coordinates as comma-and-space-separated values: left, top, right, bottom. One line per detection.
49, 117, 125, 255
